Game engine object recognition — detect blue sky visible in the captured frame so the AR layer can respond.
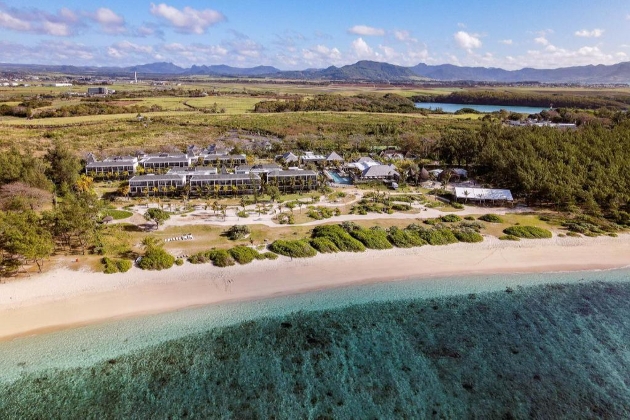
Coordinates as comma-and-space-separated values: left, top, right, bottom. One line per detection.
0, 0, 629, 70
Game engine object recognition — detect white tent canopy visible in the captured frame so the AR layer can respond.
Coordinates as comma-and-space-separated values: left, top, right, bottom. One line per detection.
455, 187, 513, 201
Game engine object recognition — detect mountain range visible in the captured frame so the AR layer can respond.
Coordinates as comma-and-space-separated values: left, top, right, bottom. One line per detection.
2, 60, 630, 84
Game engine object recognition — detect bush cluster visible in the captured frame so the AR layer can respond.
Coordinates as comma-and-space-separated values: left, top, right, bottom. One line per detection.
268, 240, 317, 258
311, 225, 365, 252
440, 214, 462, 223
138, 247, 175, 270
503, 226, 552, 239
229, 246, 265, 264
386, 226, 426, 248
310, 237, 340, 253
453, 229, 484, 243
225, 225, 251, 240
347, 226, 393, 250
101, 257, 132, 274
307, 206, 334, 220
479, 214, 504, 223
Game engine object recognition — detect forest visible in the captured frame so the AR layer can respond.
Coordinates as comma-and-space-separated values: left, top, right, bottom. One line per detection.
436, 119, 630, 220
253, 94, 420, 114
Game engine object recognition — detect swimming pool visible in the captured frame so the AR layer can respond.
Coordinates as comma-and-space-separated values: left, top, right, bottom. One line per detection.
328, 170, 353, 185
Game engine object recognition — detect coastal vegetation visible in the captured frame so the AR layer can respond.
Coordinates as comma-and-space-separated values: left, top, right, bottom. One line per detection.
503, 226, 553, 239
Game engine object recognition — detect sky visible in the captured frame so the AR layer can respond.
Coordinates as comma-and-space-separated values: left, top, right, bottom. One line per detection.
1, 0, 629, 70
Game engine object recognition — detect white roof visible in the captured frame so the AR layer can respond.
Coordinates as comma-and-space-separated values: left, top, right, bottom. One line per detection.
346, 161, 379, 172
455, 187, 513, 201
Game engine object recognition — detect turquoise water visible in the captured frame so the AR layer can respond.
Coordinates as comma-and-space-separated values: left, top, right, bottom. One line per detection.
1, 269, 630, 418
328, 170, 353, 185
415, 102, 549, 114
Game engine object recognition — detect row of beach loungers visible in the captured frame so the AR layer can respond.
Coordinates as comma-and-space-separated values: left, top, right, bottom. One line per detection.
165, 234, 194, 242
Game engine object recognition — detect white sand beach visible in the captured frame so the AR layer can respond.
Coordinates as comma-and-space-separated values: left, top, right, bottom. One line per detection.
1, 234, 629, 342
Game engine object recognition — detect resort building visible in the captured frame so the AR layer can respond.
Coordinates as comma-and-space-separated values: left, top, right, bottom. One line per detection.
265, 169, 318, 192
85, 156, 138, 176
277, 152, 299, 165
140, 155, 192, 170
234, 164, 282, 175
203, 154, 247, 168
454, 187, 513, 204
359, 164, 400, 181
189, 173, 262, 196
325, 151, 345, 165
128, 174, 186, 196
166, 167, 218, 182
300, 152, 326, 166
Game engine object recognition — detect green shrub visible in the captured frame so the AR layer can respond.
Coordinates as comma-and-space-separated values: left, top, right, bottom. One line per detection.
440, 214, 462, 223
424, 218, 440, 225
262, 251, 278, 260
268, 240, 317, 258
414, 227, 459, 245
454, 230, 484, 243
229, 246, 260, 264
349, 227, 393, 249
457, 221, 485, 231
116, 259, 132, 272
310, 237, 340, 253
225, 225, 251, 240
312, 225, 365, 252
451, 202, 464, 209
174, 258, 184, 266
479, 214, 504, 223
464, 216, 475, 220
210, 249, 236, 267
566, 231, 581, 237
387, 227, 426, 248
237, 210, 249, 218
499, 234, 520, 241
138, 247, 175, 270
101, 257, 119, 274
391, 203, 411, 211
307, 206, 333, 220
503, 226, 552, 239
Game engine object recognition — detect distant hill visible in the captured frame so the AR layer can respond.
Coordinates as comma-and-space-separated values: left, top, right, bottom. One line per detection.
1, 60, 630, 84
410, 62, 630, 83
280, 61, 423, 81
183, 64, 280, 76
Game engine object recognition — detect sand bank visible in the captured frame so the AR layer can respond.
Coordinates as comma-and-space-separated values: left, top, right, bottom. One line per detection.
1, 235, 629, 341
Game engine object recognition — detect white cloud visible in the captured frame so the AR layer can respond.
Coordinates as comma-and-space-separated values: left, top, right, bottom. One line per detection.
348, 25, 385, 36
351, 37, 376, 58
0, 11, 31, 31
301, 44, 342, 67
499, 39, 513, 45
453, 31, 481, 50
94, 8, 123, 25
534, 36, 549, 46
574, 29, 604, 38
41, 21, 71, 36
150, 3, 225, 34
90, 8, 126, 34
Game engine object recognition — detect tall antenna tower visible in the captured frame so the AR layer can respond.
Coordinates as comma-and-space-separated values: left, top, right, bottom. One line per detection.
134, 72, 138, 84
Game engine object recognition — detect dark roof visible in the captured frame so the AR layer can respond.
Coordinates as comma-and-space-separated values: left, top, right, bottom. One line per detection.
142, 156, 191, 163
326, 152, 344, 161
361, 164, 399, 178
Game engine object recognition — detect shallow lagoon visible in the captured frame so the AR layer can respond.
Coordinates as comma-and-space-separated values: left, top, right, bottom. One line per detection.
1, 269, 630, 418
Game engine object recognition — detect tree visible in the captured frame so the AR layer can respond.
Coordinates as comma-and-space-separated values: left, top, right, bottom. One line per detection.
266, 185, 281, 202
44, 140, 81, 193
144, 208, 170, 230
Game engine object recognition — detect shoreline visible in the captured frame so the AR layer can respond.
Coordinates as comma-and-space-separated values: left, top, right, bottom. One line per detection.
1, 234, 629, 342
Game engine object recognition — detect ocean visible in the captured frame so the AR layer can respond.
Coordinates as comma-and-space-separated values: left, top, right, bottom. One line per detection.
1, 269, 630, 418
